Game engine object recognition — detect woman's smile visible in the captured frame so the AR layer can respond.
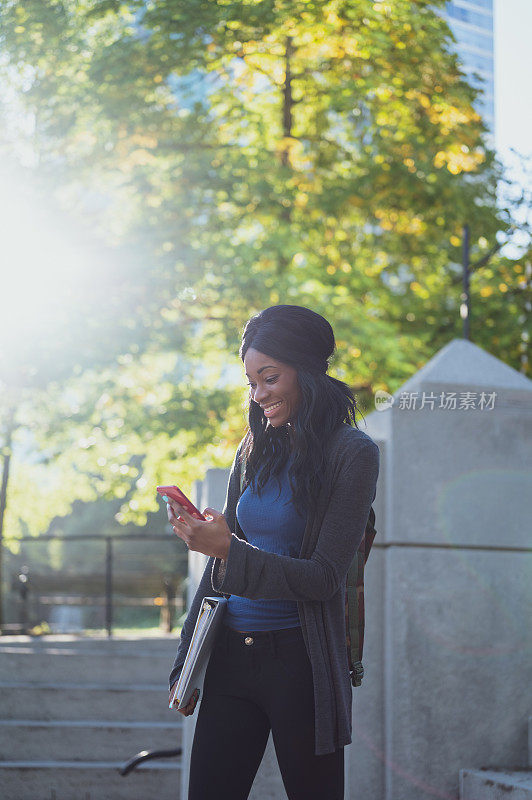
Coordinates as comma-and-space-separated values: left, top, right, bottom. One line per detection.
262, 400, 284, 417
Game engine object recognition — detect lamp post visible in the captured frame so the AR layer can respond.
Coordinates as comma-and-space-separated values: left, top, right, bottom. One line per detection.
461, 224, 471, 340
458, 224, 506, 342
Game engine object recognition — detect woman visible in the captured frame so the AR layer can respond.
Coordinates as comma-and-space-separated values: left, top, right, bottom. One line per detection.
166, 304, 380, 800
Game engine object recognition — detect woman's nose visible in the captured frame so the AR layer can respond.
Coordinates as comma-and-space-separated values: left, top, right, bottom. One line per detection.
253, 386, 269, 404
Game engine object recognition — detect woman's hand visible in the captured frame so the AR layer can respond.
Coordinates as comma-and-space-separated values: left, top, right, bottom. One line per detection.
164, 496, 232, 560
170, 683, 200, 716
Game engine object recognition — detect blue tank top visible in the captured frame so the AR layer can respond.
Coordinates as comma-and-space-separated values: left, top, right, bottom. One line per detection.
224, 453, 307, 631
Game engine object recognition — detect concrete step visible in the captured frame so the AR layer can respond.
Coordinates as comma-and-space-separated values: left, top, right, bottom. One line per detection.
0, 760, 181, 800
0, 720, 182, 761
0, 649, 175, 684
0, 631, 179, 654
0, 634, 179, 655
0, 635, 185, 798
460, 768, 532, 799
0, 682, 179, 722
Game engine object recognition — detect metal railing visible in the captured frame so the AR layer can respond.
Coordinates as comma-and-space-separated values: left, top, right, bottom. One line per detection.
2, 531, 188, 637
120, 747, 183, 776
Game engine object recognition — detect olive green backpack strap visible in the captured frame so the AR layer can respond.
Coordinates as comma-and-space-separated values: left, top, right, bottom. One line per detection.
345, 506, 377, 687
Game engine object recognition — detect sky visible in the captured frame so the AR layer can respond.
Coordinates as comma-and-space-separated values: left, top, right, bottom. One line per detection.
494, 0, 532, 160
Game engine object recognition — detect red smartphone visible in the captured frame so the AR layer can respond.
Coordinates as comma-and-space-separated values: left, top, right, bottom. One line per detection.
156, 485, 206, 521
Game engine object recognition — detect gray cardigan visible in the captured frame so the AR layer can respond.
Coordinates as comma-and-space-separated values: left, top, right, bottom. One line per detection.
169, 422, 380, 756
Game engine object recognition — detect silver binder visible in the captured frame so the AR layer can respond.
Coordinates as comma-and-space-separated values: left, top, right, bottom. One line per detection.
169, 596, 228, 710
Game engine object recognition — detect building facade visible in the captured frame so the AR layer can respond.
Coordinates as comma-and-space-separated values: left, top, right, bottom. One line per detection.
441, 0, 495, 132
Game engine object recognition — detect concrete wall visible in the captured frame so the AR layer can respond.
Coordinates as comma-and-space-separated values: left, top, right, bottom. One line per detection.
360, 339, 532, 800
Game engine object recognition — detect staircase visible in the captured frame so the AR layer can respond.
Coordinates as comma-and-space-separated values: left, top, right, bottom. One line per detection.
459, 717, 532, 799
0, 634, 183, 800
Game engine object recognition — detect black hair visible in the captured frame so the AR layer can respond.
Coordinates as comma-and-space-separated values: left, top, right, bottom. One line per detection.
239, 304, 362, 519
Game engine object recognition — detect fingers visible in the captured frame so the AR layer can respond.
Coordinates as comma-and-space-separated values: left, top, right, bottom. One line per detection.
162, 496, 186, 524
173, 688, 200, 716
184, 688, 200, 715
171, 499, 192, 522
178, 697, 197, 716
202, 507, 219, 519
166, 501, 182, 523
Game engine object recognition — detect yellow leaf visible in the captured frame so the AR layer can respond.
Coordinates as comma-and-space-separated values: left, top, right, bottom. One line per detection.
410, 281, 429, 299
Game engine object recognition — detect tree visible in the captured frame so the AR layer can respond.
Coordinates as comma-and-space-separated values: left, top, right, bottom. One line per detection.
0, 0, 525, 556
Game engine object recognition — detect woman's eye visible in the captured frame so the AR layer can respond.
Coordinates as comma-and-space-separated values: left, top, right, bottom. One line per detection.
247, 376, 278, 388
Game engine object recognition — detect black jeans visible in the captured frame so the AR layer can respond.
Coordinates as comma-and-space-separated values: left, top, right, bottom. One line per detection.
188, 622, 344, 800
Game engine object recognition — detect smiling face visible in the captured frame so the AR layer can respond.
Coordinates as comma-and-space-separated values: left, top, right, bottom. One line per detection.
244, 347, 302, 428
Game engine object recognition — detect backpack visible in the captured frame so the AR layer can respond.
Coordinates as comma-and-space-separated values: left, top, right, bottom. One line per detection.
237, 451, 377, 688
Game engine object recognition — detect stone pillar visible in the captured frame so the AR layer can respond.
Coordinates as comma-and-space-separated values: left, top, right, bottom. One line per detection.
356, 338, 532, 800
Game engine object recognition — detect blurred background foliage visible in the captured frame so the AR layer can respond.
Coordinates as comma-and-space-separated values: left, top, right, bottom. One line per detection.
0, 0, 529, 557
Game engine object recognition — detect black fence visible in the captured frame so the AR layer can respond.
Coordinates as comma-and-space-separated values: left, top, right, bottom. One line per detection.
2, 532, 188, 637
